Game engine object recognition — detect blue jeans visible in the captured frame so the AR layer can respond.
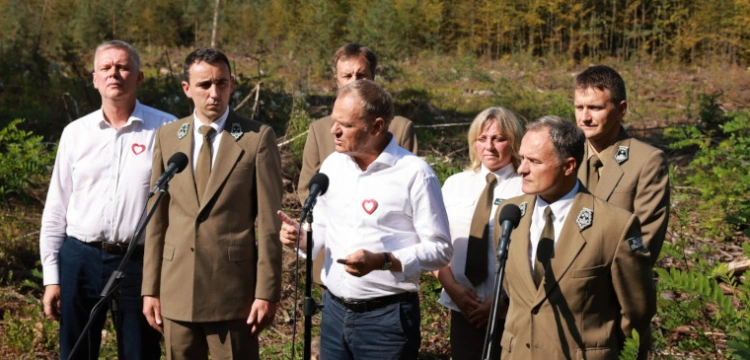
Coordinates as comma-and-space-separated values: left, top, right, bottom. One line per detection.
320, 291, 421, 360
58, 236, 161, 360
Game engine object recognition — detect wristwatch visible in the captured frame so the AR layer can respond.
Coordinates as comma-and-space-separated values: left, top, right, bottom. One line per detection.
380, 252, 393, 271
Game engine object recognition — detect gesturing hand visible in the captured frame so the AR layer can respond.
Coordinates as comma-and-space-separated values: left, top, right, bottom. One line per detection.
277, 210, 307, 251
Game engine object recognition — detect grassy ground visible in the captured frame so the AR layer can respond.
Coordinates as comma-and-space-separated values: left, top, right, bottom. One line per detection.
2, 54, 749, 358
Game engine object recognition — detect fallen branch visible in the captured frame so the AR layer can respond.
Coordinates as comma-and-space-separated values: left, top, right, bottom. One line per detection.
277, 131, 308, 148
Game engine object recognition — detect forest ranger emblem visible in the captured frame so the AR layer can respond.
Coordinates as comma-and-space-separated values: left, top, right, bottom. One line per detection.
576, 208, 593, 230
177, 123, 189, 139
230, 123, 243, 140
614, 146, 629, 164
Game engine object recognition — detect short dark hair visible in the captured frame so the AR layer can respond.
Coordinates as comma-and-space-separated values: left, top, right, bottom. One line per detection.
575, 65, 627, 105
183, 48, 232, 82
331, 43, 377, 78
526, 115, 585, 170
337, 79, 394, 128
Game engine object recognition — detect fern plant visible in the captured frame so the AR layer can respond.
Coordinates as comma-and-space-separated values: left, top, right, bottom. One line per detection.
0, 119, 56, 199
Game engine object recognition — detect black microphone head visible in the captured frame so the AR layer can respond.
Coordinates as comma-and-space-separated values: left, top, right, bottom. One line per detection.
499, 204, 523, 228
168, 152, 189, 173
309, 173, 330, 196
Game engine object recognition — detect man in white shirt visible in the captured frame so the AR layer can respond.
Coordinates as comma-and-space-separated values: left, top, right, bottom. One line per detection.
279, 79, 452, 359
496, 116, 655, 359
40, 40, 176, 360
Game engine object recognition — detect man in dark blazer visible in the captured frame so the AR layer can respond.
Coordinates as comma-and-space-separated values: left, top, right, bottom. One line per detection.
496, 116, 655, 359
574, 65, 670, 263
297, 43, 418, 286
142, 48, 283, 359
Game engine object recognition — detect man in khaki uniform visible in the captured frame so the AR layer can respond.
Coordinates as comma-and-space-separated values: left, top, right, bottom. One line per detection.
574, 65, 670, 263
298, 43, 417, 284
142, 48, 283, 359
497, 116, 655, 359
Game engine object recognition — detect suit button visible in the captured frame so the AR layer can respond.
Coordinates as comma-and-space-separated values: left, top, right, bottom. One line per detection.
526, 343, 530, 349
531, 308, 539, 315
190, 247, 194, 252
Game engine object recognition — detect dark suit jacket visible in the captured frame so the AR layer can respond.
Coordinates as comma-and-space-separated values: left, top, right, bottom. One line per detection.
142, 111, 283, 322
496, 189, 656, 359
578, 128, 669, 263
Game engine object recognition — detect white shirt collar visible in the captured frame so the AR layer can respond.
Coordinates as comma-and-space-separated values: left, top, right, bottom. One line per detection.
479, 162, 517, 182
192, 107, 230, 135
97, 100, 144, 129
535, 180, 580, 221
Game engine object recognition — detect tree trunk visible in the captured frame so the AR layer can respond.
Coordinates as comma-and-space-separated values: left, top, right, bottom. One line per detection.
211, 0, 220, 48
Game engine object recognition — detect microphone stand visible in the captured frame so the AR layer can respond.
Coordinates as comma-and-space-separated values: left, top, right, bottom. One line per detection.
481, 232, 512, 360
67, 184, 170, 360
302, 212, 323, 360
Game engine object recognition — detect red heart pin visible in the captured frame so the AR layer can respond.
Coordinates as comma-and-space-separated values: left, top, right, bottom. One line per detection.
132, 143, 146, 155
362, 199, 378, 215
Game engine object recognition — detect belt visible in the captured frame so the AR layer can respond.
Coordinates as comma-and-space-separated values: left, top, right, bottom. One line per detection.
82, 241, 140, 255
329, 292, 417, 312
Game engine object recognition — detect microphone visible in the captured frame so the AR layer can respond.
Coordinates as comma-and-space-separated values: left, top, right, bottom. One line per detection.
300, 173, 330, 223
496, 204, 522, 260
149, 152, 189, 196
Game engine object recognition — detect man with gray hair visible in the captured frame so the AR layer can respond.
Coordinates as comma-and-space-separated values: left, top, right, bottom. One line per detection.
40, 40, 175, 359
496, 116, 655, 359
278, 79, 452, 359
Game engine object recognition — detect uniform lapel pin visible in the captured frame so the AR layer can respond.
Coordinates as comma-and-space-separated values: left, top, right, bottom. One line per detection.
576, 208, 593, 230
230, 123, 243, 140
614, 146, 629, 164
519, 202, 527, 217
177, 123, 189, 139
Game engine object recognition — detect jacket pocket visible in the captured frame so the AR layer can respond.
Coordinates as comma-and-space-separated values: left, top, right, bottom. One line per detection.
575, 347, 613, 360
501, 330, 514, 353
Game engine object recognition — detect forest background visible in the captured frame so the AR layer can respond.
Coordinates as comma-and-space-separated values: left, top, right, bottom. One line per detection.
1, 0, 750, 358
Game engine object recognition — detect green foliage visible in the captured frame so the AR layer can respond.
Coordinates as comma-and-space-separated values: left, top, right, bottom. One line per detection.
619, 329, 640, 360
666, 93, 750, 238
0, 119, 56, 199
286, 96, 313, 174
1, 294, 58, 356
424, 155, 463, 185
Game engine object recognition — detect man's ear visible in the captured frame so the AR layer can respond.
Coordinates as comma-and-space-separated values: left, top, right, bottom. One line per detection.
136, 71, 144, 86
562, 157, 578, 177
370, 117, 385, 135
617, 99, 628, 118
181, 81, 191, 98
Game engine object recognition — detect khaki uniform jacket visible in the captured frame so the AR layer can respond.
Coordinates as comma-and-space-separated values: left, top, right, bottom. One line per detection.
496, 189, 656, 359
297, 115, 417, 203
577, 129, 670, 262
142, 112, 283, 322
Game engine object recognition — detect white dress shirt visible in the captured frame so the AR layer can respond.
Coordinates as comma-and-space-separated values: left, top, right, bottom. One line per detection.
528, 181, 580, 274
40, 101, 176, 285
438, 163, 523, 312
190, 108, 229, 171
311, 137, 453, 299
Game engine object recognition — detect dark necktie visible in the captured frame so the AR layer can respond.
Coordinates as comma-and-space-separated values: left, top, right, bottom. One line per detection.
587, 154, 603, 192
195, 125, 215, 203
533, 207, 554, 288
465, 173, 497, 286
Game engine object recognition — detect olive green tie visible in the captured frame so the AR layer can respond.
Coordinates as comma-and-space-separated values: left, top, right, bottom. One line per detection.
465, 173, 497, 286
195, 125, 215, 203
587, 154, 602, 192
533, 207, 554, 288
